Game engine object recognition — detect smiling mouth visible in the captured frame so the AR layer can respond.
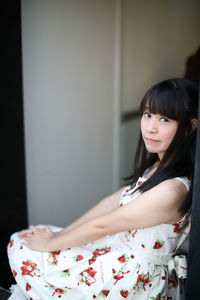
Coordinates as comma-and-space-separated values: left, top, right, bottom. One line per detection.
144, 137, 160, 143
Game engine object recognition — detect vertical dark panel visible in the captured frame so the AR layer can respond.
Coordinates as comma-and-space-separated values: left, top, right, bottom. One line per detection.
185, 82, 200, 299
0, 0, 27, 288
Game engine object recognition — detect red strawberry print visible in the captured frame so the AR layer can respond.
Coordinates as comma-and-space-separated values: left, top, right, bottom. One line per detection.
153, 240, 165, 249
89, 246, 111, 265
20, 260, 40, 277
131, 229, 137, 238
120, 289, 129, 298
173, 220, 189, 233
138, 181, 143, 185
13, 269, 17, 277
55, 288, 64, 298
88, 259, 94, 264
62, 269, 70, 277
87, 268, 96, 277
141, 243, 145, 248
118, 255, 126, 263
117, 253, 130, 263
57, 289, 63, 296
101, 289, 110, 297
136, 274, 144, 285
112, 268, 116, 273
45, 284, 66, 297
26, 283, 31, 291
173, 224, 180, 233
9, 240, 14, 248
113, 274, 123, 283
47, 251, 60, 266
113, 270, 130, 285
63, 269, 69, 273
134, 272, 153, 292
51, 288, 67, 298
150, 293, 162, 300
74, 254, 84, 261
78, 267, 97, 286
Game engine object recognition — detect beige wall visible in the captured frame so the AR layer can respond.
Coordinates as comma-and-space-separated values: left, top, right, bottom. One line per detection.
120, 0, 200, 180
21, 0, 119, 226
121, 0, 200, 113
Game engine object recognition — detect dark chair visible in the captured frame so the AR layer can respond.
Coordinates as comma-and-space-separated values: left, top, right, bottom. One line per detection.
0, 287, 11, 300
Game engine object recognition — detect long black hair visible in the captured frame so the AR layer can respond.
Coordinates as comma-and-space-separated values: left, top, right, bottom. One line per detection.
125, 78, 198, 214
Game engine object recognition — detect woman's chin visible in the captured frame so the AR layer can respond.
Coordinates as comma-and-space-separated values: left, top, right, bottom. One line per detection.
145, 145, 158, 153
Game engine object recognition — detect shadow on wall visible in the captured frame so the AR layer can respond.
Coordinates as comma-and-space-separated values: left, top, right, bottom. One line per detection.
184, 47, 200, 84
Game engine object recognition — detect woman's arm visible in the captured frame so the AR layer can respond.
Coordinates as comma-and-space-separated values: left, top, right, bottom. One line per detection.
23, 179, 188, 252
18, 187, 124, 239
56, 187, 124, 235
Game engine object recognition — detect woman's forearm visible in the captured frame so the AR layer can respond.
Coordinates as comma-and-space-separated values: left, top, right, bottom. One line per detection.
57, 188, 124, 236
48, 219, 105, 251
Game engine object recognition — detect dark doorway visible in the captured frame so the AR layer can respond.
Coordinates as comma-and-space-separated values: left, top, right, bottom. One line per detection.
1, 0, 27, 289
185, 83, 200, 299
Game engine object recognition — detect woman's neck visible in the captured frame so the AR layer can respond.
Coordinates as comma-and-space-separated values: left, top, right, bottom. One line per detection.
145, 161, 160, 179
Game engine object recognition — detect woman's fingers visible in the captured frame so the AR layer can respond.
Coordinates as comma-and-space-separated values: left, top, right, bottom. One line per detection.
23, 232, 32, 240
29, 225, 36, 233
30, 225, 47, 233
36, 227, 46, 232
18, 225, 48, 239
18, 225, 36, 238
44, 225, 51, 233
18, 229, 31, 238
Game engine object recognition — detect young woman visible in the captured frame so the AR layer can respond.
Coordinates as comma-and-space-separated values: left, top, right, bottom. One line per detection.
8, 78, 198, 300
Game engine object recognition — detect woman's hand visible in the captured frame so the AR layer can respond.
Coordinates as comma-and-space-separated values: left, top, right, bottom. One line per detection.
22, 225, 55, 252
18, 226, 47, 239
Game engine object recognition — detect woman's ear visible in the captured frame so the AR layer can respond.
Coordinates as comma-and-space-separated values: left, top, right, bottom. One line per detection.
191, 118, 198, 133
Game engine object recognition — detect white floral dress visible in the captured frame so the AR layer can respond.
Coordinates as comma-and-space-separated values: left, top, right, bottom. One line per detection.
7, 175, 191, 300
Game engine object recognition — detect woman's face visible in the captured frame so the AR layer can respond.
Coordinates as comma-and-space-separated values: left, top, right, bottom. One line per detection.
141, 108, 178, 160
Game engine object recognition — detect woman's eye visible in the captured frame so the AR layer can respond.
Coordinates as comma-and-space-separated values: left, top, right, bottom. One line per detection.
160, 117, 169, 123
143, 112, 151, 118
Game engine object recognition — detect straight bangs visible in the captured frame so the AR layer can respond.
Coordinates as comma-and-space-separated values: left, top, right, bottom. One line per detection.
140, 82, 185, 121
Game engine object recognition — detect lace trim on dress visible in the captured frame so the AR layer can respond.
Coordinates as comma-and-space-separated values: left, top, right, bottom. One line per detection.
174, 176, 191, 191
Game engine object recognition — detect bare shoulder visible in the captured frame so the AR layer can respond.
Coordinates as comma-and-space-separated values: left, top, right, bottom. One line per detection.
147, 178, 188, 209
157, 178, 188, 196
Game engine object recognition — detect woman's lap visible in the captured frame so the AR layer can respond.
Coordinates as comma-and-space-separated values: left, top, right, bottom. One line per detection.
7, 225, 64, 299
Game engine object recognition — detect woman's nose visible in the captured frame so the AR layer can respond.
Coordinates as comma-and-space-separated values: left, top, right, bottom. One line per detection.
147, 119, 157, 132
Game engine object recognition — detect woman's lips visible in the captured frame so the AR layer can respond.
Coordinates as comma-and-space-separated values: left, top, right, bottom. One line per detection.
144, 137, 160, 143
